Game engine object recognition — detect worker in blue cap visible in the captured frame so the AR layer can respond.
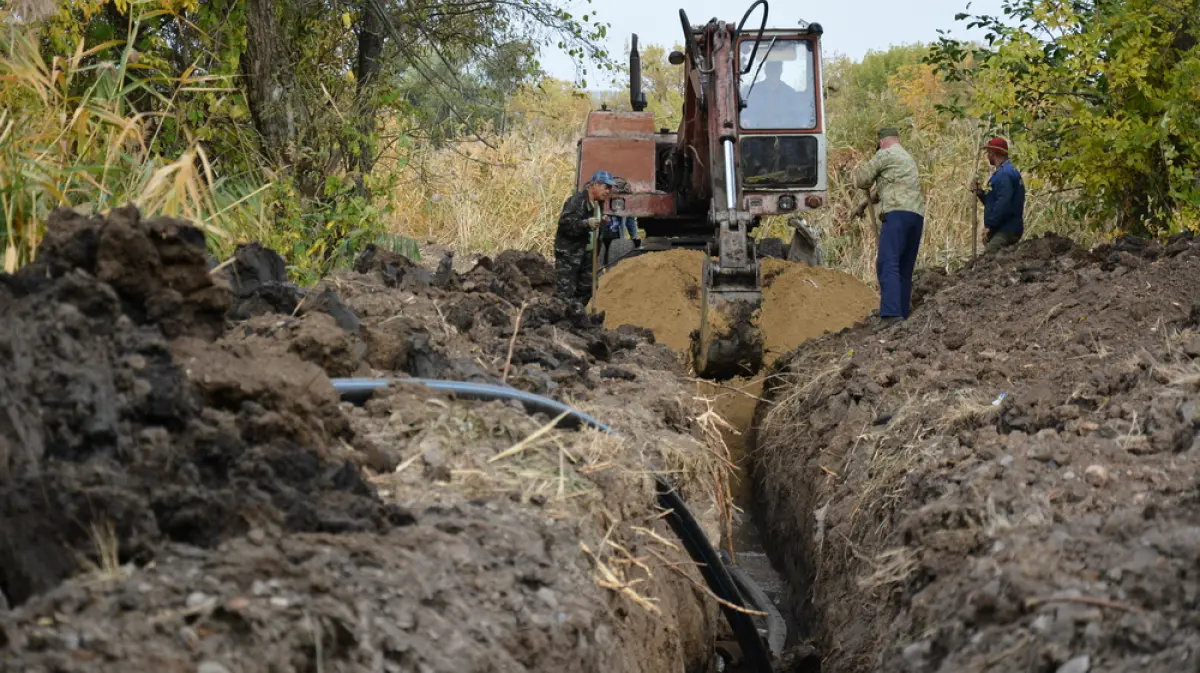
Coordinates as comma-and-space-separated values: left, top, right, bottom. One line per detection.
555, 169, 615, 305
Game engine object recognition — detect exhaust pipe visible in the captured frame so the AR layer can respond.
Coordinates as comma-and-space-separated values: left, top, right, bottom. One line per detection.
630, 34, 647, 112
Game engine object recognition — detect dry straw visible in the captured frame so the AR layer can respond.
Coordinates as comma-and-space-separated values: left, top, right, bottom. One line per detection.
362, 386, 737, 615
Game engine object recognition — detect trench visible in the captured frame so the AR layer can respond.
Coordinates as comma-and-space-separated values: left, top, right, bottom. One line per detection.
700, 376, 819, 673
334, 376, 782, 673
335, 375, 813, 673
591, 248, 879, 671
589, 249, 877, 671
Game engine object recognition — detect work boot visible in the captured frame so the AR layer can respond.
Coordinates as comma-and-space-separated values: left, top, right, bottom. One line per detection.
873, 316, 904, 332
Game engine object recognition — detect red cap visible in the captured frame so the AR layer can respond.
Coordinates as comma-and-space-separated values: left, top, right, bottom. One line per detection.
983, 137, 1009, 154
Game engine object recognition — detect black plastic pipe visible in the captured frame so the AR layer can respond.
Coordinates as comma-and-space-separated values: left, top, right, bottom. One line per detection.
722, 551, 786, 658
332, 377, 775, 673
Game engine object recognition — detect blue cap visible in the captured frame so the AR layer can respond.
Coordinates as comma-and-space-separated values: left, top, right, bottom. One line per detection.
590, 170, 617, 186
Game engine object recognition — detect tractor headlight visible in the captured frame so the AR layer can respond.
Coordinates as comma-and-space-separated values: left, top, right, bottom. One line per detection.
777, 195, 796, 211
610, 198, 625, 212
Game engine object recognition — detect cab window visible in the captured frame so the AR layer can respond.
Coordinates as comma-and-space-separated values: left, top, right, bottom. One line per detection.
738, 39, 817, 130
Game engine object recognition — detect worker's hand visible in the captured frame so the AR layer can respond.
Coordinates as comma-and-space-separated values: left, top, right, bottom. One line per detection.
969, 178, 981, 195
586, 216, 602, 229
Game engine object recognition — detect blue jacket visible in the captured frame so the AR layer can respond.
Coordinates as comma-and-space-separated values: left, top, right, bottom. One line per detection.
603, 215, 638, 240
978, 160, 1025, 234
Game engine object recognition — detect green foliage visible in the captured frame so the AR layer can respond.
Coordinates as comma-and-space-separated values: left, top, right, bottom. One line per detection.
927, 0, 1200, 235
3, 0, 612, 279
0, 12, 252, 271
844, 44, 930, 97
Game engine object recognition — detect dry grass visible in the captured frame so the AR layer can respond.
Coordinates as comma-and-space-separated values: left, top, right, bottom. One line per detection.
0, 22, 268, 272
384, 86, 1096, 288
77, 520, 129, 586
384, 120, 578, 259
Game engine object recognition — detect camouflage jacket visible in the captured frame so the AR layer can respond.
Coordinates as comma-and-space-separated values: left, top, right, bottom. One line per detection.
556, 189, 599, 248
852, 144, 924, 217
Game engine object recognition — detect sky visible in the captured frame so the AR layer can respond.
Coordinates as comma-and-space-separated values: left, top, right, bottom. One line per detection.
537, 0, 1007, 88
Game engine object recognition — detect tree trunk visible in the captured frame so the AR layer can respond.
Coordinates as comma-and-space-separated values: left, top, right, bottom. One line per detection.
353, 0, 386, 189
241, 0, 296, 169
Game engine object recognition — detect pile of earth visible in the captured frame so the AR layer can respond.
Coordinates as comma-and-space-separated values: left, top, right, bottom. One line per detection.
592, 248, 878, 502
0, 206, 730, 672
592, 248, 878, 361
750, 232, 1200, 672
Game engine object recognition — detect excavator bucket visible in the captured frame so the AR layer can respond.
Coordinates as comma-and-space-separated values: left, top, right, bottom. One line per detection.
691, 256, 764, 380
785, 217, 822, 266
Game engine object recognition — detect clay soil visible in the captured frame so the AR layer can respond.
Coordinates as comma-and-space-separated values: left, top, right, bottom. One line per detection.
751, 233, 1200, 672
0, 207, 732, 672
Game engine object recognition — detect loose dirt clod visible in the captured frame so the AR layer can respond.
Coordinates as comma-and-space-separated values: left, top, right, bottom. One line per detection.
751, 232, 1200, 672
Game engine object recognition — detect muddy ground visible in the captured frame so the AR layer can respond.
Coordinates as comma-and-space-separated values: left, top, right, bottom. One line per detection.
0, 206, 731, 672
751, 233, 1200, 672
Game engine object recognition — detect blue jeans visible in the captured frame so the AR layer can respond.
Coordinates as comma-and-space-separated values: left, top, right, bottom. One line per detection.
876, 210, 924, 318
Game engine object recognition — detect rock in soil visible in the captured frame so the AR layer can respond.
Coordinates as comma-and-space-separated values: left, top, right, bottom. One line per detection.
0, 206, 728, 672
751, 232, 1200, 672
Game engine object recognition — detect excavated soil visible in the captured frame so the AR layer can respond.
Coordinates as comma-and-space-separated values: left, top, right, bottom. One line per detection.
0, 207, 728, 672
593, 249, 877, 503
593, 250, 877, 364
593, 249, 705, 355
751, 233, 1200, 672
757, 258, 879, 364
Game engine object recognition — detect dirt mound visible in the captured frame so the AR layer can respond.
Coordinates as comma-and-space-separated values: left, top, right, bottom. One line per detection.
0, 206, 406, 609
593, 249, 877, 363
1, 207, 729, 672
241, 244, 682, 396
750, 232, 1200, 672
758, 258, 878, 362
593, 248, 703, 353
0, 510, 704, 673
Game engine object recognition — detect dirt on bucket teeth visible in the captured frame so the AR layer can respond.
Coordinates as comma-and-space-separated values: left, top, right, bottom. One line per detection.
0, 206, 733, 673
751, 233, 1200, 672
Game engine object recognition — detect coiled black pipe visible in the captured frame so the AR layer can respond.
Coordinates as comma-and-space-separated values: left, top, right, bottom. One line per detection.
332, 377, 775, 673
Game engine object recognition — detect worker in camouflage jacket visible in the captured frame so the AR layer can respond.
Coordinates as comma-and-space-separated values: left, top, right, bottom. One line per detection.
555, 170, 615, 304
853, 128, 925, 329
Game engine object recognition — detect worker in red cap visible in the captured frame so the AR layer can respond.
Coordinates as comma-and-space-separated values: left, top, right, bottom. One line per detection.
971, 137, 1026, 253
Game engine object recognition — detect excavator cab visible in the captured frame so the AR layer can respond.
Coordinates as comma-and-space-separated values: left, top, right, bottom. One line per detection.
574, 0, 826, 379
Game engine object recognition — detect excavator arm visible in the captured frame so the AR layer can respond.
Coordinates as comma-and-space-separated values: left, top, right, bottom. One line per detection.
686, 5, 768, 379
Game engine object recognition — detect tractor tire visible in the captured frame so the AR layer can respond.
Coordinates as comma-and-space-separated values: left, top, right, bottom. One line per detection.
757, 237, 786, 260
603, 238, 638, 269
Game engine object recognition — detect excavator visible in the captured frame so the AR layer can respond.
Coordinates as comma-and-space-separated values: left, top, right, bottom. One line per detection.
574, 0, 828, 380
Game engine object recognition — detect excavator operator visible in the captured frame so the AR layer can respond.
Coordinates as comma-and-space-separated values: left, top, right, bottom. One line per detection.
742, 61, 805, 129
554, 169, 614, 305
